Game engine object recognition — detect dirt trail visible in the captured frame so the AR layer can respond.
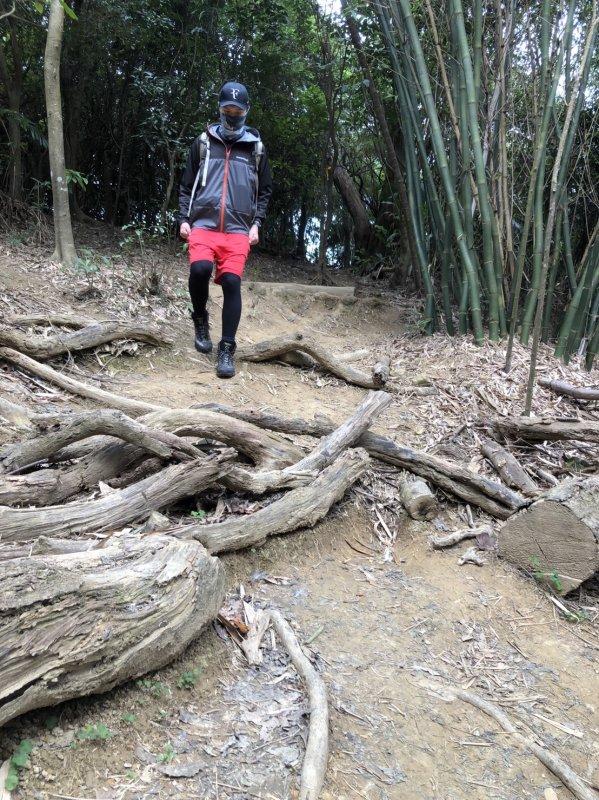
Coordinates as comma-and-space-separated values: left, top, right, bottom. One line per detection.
1, 237, 598, 800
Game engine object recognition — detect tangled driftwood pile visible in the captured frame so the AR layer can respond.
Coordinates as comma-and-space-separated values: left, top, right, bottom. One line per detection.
0, 316, 598, 797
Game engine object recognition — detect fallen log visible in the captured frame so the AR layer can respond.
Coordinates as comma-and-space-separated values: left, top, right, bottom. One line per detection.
498, 475, 599, 594
538, 378, 599, 402
222, 391, 391, 494
480, 438, 539, 496
0, 442, 149, 506
237, 333, 381, 390
0, 533, 225, 727
0, 320, 172, 359
193, 448, 370, 554
270, 610, 329, 800
199, 404, 527, 519
399, 476, 438, 520
0, 409, 202, 473
0, 452, 232, 542
493, 415, 599, 444
0, 347, 167, 415
0, 397, 32, 429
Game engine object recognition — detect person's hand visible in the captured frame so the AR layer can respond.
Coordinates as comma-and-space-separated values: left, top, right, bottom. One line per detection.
180, 222, 191, 240
249, 224, 259, 246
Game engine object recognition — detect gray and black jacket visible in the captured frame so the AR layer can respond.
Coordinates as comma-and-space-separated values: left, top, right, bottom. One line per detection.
178, 124, 272, 234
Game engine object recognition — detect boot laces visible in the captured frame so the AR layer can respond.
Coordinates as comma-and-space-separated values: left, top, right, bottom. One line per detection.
220, 343, 235, 368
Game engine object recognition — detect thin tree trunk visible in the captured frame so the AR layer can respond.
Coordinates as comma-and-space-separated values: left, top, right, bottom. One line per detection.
44, 0, 77, 265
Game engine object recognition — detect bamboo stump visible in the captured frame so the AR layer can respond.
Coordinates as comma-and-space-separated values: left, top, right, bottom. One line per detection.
499, 475, 599, 594
0, 534, 225, 727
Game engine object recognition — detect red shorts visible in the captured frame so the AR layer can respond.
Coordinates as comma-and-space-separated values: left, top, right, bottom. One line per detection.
188, 227, 250, 284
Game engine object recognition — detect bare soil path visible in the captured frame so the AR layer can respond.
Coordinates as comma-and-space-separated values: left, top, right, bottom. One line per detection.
1, 230, 598, 800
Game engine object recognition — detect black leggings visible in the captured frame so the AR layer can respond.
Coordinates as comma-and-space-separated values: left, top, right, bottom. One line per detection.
189, 260, 241, 343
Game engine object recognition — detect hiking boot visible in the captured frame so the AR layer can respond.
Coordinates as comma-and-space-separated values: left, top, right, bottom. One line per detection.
216, 340, 236, 378
191, 310, 212, 354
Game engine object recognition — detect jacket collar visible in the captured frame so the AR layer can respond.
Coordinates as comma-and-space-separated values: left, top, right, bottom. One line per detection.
207, 122, 260, 144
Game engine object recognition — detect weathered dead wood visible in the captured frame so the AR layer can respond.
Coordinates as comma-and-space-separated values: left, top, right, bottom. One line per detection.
237, 333, 381, 389
0, 347, 167, 415
0, 410, 202, 473
270, 610, 329, 800
372, 357, 391, 388
0, 452, 232, 541
420, 681, 599, 800
222, 391, 391, 494
199, 404, 528, 519
240, 609, 271, 666
499, 475, 599, 594
0, 536, 100, 561
0, 534, 225, 727
142, 408, 304, 470
0, 443, 150, 507
493, 415, 599, 444
538, 378, 599, 402
6, 312, 94, 328
399, 476, 438, 520
192, 448, 370, 554
430, 525, 492, 549
480, 437, 539, 496
0, 320, 172, 359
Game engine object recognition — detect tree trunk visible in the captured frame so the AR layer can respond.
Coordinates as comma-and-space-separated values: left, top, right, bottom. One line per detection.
333, 165, 372, 252
0, 533, 225, 727
44, 0, 77, 266
499, 475, 599, 594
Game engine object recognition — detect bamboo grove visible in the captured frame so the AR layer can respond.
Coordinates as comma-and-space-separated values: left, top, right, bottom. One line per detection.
343, 0, 598, 376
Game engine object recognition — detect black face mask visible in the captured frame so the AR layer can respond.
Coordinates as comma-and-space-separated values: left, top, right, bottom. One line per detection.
219, 109, 247, 140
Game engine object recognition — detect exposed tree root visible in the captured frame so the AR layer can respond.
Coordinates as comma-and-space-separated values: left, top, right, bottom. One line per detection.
237, 332, 382, 389
270, 610, 329, 800
192, 448, 370, 554
421, 680, 599, 800
0, 320, 172, 359
0, 452, 232, 541
198, 404, 527, 518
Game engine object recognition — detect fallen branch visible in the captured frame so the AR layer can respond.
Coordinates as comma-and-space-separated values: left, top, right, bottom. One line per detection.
399, 476, 438, 520
246, 280, 354, 301
0, 410, 202, 473
192, 448, 370, 554
270, 610, 329, 800
237, 332, 381, 389
0, 320, 172, 359
480, 437, 539, 496
420, 681, 599, 800
538, 378, 599, 402
222, 391, 391, 494
6, 312, 95, 328
199, 404, 527, 519
0, 534, 225, 727
372, 357, 391, 388
0, 347, 166, 415
493, 415, 599, 444
0, 452, 232, 541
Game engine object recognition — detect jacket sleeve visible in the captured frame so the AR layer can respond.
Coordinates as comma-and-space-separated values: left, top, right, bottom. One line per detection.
253, 146, 273, 225
178, 137, 201, 226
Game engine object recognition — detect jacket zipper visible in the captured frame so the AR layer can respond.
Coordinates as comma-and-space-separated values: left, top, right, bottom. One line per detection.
219, 146, 232, 232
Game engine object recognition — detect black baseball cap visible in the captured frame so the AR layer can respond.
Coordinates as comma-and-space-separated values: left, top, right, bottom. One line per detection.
218, 81, 250, 110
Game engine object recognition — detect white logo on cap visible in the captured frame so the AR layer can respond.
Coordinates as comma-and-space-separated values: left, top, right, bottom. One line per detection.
231, 88, 239, 99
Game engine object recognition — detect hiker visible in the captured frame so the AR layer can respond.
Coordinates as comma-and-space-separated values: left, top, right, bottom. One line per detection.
178, 81, 273, 378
